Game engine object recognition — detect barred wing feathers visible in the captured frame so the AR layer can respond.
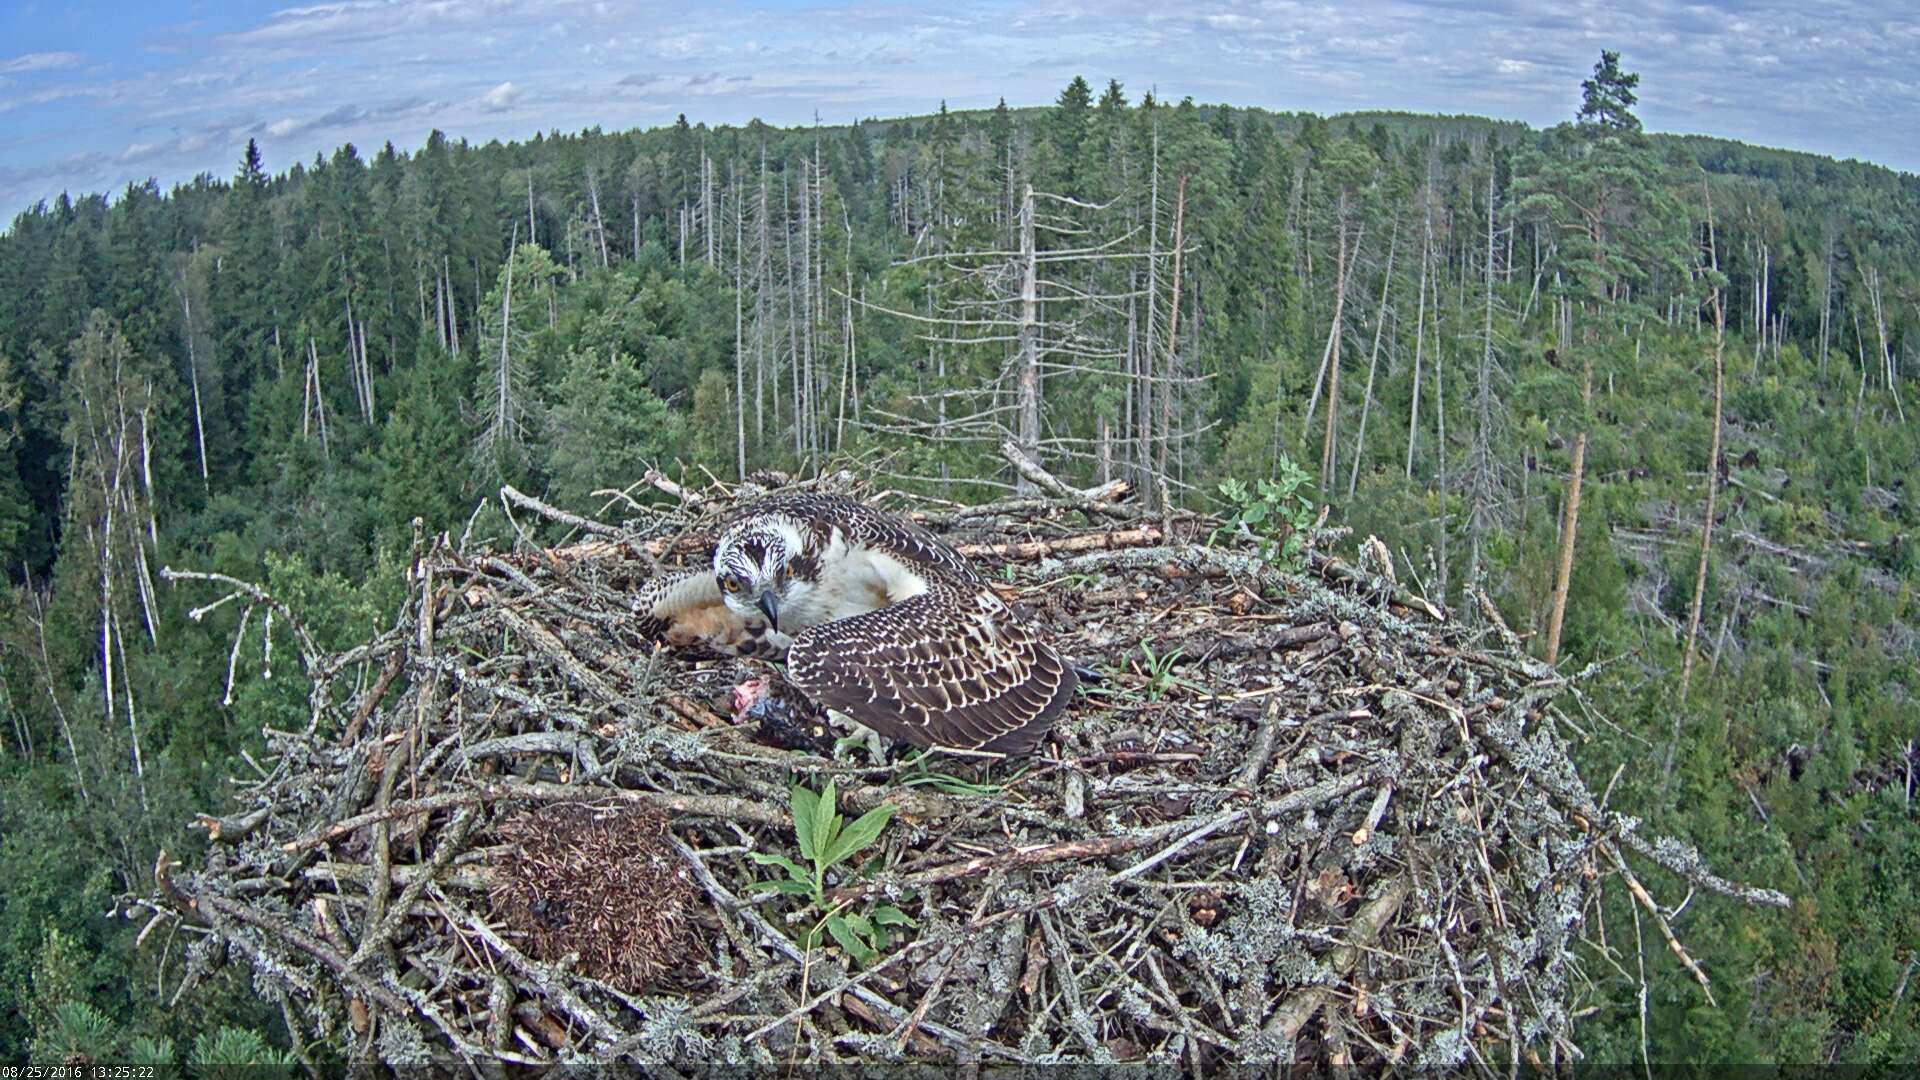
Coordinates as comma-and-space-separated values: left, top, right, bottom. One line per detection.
787, 588, 1076, 755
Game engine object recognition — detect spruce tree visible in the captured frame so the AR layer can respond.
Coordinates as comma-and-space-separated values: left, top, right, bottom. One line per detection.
1049, 76, 1094, 192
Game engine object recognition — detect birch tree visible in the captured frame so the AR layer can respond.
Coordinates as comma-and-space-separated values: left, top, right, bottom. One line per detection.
61, 311, 170, 813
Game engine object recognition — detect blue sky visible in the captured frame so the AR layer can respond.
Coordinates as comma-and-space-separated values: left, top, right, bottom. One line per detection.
2, 0, 1916, 219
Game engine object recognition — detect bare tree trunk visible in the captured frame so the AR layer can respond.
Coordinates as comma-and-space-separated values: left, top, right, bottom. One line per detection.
26, 582, 87, 801
797, 159, 816, 462
835, 203, 857, 450
307, 338, 331, 458
1434, 267, 1449, 599
1303, 206, 1363, 463
1124, 288, 1137, 472
1818, 223, 1835, 378
1158, 177, 1187, 488
181, 292, 210, 486
1349, 217, 1399, 497
587, 168, 610, 270
433, 267, 447, 351
445, 257, 460, 355
733, 161, 746, 480
1544, 354, 1590, 667
1866, 266, 1904, 421
359, 319, 374, 420
1406, 173, 1434, 480
812, 143, 827, 462
1677, 185, 1725, 714
756, 150, 769, 444
1467, 170, 1499, 587
785, 168, 803, 459
1014, 183, 1041, 492
1318, 190, 1352, 492
1140, 125, 1160, 491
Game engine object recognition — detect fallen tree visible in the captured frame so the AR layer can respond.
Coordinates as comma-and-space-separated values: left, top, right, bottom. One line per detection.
140, 467, 1787, 1067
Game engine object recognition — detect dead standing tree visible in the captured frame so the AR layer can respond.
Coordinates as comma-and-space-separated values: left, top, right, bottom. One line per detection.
859, 183, 1177, 496
1670, 180, 1728, 772
63, 312, 169, 817
1300, 137, 1378, 496
472, 231, 566, 486
1465, 166, 1516, 595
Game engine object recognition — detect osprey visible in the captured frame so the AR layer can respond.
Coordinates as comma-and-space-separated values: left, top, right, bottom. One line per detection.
638, 493, 1076, 755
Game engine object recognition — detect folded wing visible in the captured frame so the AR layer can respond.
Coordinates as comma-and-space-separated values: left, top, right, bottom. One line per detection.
786, 590, 1075, 756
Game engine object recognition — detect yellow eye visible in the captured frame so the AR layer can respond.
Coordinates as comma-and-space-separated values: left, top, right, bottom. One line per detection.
721, 576, 740, 593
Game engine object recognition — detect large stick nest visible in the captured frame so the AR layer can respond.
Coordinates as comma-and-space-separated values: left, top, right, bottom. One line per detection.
146, 469, 1787, 1067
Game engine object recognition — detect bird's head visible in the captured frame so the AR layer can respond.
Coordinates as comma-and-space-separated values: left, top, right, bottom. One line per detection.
713, 515, 819, 632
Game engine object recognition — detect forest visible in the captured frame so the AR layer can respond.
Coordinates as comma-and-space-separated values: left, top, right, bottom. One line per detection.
0, 53, 1915, 1065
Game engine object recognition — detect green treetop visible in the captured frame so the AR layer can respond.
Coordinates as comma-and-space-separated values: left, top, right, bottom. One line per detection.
1579, 50, 1642, 133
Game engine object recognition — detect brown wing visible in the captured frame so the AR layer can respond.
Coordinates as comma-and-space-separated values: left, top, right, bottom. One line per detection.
786, 589, 1075, 755
635, 570, 784, 658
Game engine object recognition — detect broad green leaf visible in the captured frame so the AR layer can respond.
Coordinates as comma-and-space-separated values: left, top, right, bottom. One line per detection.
789, 783, 821, 862
841, 911, 874, 938
748, 851, 810, 883
813, 780, 842, 864
825, 802, 896, 865
872, 904, 917, 927
745, 878, 813, 896
824, 914, 875, 964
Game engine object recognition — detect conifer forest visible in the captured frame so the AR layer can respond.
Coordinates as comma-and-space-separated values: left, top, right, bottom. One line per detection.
0, 56, 1916, 1065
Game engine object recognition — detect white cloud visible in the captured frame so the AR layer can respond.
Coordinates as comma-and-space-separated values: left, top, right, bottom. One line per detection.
0, 51, 83, 75
5, 0, 1919, 219
482, 80, 522, 111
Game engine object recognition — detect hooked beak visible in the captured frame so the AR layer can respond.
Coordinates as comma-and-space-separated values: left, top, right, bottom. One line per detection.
756, 590, 780, 630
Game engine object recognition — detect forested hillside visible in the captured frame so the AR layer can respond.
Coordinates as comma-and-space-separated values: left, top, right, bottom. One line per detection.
0, 55, 1915, 1064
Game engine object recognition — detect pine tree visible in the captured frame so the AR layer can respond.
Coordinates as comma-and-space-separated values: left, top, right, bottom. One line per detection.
1579, 50, 1642, 133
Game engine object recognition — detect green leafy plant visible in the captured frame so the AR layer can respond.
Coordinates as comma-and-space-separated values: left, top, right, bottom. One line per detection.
1211, 456, 1317, 568
1137, 641, 1203, 702
749, 781, 915, 965
899, 749, 1028, 795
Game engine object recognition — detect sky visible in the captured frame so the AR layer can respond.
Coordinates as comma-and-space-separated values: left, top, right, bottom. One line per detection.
2, 0, 1916, 219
